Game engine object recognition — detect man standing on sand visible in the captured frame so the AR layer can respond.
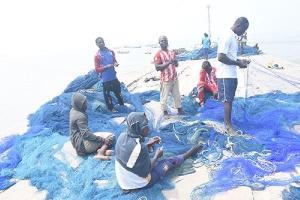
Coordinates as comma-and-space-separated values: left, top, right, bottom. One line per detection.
154, 35, 186, 118
217, 17, 250, 137
202, 33, 211, 60
94, 37, 124, 113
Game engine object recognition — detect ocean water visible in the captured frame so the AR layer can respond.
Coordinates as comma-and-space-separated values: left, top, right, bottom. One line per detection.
0, 35, 299, 133
0, 47, 157, 133
251, 33, 300, 64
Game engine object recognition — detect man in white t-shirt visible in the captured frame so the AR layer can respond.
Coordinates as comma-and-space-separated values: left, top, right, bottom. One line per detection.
217, 17, 250, 137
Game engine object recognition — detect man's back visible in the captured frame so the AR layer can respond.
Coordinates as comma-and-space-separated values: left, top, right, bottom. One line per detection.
202, 37, 210, 48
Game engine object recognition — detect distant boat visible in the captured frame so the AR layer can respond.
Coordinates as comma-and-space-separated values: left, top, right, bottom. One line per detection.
151, 44, 160, 48
117, 47, 130, 54
145, 52, 151, 54
117, 50, 129, 54
124, 45, 142, 48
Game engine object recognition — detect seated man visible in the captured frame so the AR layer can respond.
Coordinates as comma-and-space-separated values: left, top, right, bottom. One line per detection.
115, 112, 203, 193
197, 61, 218, 107
69, 92, 114, 160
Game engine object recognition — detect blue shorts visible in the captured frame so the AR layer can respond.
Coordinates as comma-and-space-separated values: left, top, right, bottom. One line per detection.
203, 48, 209, 55
143, 155, 184, 188
217, 78, 238, 102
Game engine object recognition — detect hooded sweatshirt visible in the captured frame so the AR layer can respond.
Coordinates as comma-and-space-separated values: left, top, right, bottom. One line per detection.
69, 93, 103, 154
115, 112, 151, 189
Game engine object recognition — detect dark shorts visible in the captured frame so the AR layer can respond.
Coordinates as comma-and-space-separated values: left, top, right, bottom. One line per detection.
143, 155, 184, 188
217, 78, 238, 102
203, 48, 209, 55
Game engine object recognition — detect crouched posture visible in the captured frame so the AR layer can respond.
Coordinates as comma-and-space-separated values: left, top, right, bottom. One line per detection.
69, 93, 114, 160
197, 61, 218, 107
115, 112, 203, 193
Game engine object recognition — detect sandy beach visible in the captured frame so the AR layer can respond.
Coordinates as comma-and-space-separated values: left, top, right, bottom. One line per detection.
0, 53, 300, 200
121, 54, 300, 200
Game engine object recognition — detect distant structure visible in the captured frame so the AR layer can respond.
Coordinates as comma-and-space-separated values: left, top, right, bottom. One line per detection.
206, 5, 211, 38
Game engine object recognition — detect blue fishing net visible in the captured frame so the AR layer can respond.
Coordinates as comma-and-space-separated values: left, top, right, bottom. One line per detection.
190, 92, 300, 199
0, 135, 21, 190
177, 45, 260, 61
0, 69, 196, 199
63, 70, 100, 93
1, 67, 300, 200
282, 185, 300, 200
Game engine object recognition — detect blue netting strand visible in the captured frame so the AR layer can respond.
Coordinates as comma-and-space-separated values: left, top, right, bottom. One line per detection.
1, 67, 300, 199
190, 91, 300, 199
63, 70, 100, 93
177, 45, 260, 61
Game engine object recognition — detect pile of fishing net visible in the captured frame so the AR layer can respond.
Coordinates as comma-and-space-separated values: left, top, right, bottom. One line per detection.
177, 45, 260, 61
188, 92, 300, 199
1, 68, 300, 200
0, 70, 198, 199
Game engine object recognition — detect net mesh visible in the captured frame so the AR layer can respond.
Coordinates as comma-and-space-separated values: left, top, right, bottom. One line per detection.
1, 66, 300, 199
177, 45, 260, 61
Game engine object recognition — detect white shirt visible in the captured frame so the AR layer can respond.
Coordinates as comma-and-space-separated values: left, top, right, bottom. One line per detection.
217, 29, 239, 78
115, 159, 149, 190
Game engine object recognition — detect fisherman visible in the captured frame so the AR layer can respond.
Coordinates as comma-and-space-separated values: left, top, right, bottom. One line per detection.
202, 33, 211, 60
115, 112, 203, 193
217, 17, 251, 137
94, 37, 124, 113
154, 35, 186, 118
69, 92, 115, 160
197, 61, 218, 107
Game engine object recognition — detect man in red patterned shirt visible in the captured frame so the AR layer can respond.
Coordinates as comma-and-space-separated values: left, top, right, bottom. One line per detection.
197, 61, 218, 107
154, 36, 186, 118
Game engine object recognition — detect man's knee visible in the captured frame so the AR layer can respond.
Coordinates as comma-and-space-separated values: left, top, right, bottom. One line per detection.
197, 81, 205, 88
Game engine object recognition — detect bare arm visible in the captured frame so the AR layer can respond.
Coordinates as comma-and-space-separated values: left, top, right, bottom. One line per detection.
155, 60, 172, 71
218, 53, 248, 68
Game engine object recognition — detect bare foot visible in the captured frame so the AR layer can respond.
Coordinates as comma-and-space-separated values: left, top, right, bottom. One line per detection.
227, 127, 239, 137
111, 108, 118, 113
163, 111, 170, 119
183, 143, 204, 159
177, 108, 187, 115
178, 111, 188, 115
191, 142, 204, 153
105, 150, 114, 156
97, 149, 114, 156
94, 153, 111, 160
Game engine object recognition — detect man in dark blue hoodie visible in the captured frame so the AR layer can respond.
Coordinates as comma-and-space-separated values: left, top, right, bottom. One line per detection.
115, 112, 203, 193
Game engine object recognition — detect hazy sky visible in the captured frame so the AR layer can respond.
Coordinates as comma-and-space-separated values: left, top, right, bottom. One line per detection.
1, 0, 299, 56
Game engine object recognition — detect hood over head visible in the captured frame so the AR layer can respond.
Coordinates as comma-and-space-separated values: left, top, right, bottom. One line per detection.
71, 93, 87, 112
126, 112, 149, 140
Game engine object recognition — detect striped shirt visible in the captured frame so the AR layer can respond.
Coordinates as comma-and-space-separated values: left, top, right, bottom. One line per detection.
154, 49, 178, 82
200, 67, 218, 87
